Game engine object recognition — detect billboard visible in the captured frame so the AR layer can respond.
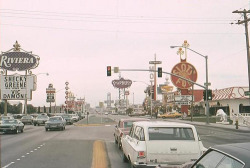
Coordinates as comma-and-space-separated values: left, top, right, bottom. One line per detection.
0, 74, 36, 100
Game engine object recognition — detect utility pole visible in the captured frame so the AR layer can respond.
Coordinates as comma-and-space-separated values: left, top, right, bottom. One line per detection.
233, 9, 250, 95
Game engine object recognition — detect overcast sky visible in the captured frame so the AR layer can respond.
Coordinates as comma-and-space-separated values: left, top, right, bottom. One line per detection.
0, 0, 249, 108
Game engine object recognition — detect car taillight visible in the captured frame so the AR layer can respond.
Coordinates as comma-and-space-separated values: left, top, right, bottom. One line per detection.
138, 151, 145, 158
120, 132, 123, 137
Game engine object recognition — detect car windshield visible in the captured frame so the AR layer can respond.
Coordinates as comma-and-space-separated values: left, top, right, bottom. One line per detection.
22, 116, 32, 119
62, 115, 71, 119
148, 127, 195, 140
124, 121, 134, 128
37, 116, 48, 119
49, 117, 61, 121
2, 120, 17, 124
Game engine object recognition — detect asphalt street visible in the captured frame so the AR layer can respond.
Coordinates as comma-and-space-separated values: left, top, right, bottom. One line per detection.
1, 114, 250, 168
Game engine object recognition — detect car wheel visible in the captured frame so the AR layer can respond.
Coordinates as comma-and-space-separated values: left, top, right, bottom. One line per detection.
14, 129, 18, 134
118, 142, 122, 149
45, 128, 48, 131
34, 123, 36, 126
130, 161, 135, 168
115, 137, 118, 144
21, 128, 24, 133
122, 154, 128, 163
38, 124, 40, 126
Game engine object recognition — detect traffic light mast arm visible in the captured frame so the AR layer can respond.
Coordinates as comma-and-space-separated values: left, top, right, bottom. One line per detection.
119, 68, 206, 89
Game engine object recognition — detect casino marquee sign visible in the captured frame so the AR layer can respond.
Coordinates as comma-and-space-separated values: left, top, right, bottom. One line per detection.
0, 48, 40, 71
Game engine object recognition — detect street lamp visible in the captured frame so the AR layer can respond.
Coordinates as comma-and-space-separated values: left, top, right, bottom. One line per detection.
133, 80, 153, 118
24, 72, 49, 114
170, 45, 210, 124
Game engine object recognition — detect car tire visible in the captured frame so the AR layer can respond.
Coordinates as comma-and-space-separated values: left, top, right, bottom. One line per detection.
115, 137, 118, 144
21, 128, 24, 133
45, 128, 48, 131
130, 161, 135, 168
118, 142, 122, 149
14, 129, 18, 134
122, 154, 128, 163
34, 123, 36, 126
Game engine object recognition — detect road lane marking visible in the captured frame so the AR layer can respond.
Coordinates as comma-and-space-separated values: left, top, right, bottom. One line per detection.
91, 140, 109, 168
2, 162, 15, 168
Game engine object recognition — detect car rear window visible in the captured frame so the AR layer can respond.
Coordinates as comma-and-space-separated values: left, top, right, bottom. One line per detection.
148, 127, 195, 140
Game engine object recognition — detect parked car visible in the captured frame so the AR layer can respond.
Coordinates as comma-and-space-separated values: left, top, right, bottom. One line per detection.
61, 114, 74, 125
45, 116, 66, 131
33, 115, 49, 126
159, 112, 182, 119
0, 119, 24, 134
21, 115, 34, 125
176, 142, 250, 168
121, 121, 207, 168
114, 118, 149, 149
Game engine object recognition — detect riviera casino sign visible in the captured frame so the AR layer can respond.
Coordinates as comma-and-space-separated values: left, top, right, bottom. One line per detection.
0, 52, 39, 71
171, 62, 198, 89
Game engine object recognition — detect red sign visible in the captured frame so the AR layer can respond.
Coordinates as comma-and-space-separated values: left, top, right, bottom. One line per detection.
171, 62, 197, 89
112, 78, 132, 89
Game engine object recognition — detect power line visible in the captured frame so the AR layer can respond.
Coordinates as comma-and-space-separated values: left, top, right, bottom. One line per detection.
0, 23, 244, 35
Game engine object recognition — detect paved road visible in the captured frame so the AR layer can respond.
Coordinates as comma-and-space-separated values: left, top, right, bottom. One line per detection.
1, 114, 250, 168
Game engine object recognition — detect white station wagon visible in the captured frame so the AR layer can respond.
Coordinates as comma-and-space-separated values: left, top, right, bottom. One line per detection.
121, 121, 207, 168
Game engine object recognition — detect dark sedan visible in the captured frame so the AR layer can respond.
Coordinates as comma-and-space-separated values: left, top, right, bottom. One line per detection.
190, 142, 250, 168
45, 116, 66, 131
0, 119, 24, 134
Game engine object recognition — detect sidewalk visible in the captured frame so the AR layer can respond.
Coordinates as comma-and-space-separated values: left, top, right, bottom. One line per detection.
162, 118, 250, 133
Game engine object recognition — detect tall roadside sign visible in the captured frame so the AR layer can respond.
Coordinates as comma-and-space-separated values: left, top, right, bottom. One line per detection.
0, 41, 40, 115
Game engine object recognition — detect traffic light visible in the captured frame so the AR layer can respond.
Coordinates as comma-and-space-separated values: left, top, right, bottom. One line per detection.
203, 89, 212, 100
107, 66, 111, 76
207, 89, 212, 100
158, 67, 162, 78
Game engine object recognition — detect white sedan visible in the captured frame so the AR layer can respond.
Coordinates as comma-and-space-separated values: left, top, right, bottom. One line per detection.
121, 121, 207, 168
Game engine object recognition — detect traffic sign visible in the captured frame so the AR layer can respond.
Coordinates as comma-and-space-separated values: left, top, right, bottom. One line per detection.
149, 61, 162, 64
175, 95, 193, 102
175, 101, 191, 105
245, 91, 250, 96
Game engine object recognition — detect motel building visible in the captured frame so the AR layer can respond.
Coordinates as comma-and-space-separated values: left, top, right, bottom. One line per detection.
164, 86, 250, 126
200, 86, 250, 126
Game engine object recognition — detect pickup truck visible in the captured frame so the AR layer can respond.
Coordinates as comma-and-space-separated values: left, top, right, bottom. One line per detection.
121, 121, 207, 168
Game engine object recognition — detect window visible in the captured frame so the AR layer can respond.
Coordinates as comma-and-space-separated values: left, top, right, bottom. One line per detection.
148, 127, 195, 140
124, 121, 134, 128
193, 150, 244, 168
129, 125, 135, 137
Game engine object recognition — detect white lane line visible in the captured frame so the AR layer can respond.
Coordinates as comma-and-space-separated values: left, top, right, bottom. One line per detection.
17, 158, 21, 161
30, 151, 34, 153
38, 147, 40, 148
21, 155, 25, 158
34, 149, 37, 150
2, 162, 15, 168
26, 153, 30, 155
